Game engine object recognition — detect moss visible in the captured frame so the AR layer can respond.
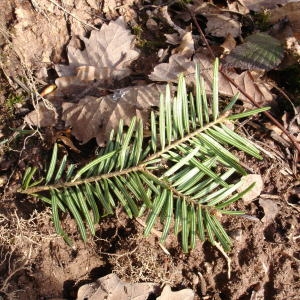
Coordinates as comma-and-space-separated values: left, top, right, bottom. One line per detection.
6, 93, 24, 112
253, 10, 272, 31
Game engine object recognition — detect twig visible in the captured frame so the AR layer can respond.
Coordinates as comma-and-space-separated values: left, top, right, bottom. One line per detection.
190, 10, 300, 154
20, 114, 228, 194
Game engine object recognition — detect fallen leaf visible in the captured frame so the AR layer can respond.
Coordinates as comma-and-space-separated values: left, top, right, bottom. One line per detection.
172, 30, 194, 58
189, 1, 223, 16
243, 0, 293, 11
268, 2, 300, 40
149, 53, 274, 106
149, 54, 195, 83
205, 14, 241, 38
221, 33, 237, 55
157, 285, 194, 300
224, 33, 284, 71
227, 0, 250, 14
238, 174, 264, 204
24, 102, 58, 128
259, 199, 279, 224
76, 273, 157, 300
62, 84, 166, 145
165, 33, 181, 45
265, 108, 300, 147
55, 17, 140, 84
158, 5, 186, 35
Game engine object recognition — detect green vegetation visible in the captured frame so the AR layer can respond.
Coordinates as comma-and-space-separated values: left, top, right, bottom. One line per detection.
20, 60, 269, 252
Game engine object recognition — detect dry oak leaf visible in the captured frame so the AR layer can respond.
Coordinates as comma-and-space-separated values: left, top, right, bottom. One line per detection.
205, 14, 242, 38
171, 30, 195, 58
76, 273, 157, 300
149, 53, 274, 107
24, 102, 58, 128
62, 84, 166, 146
55, 17, 140, 84
149, 54, 195, 82
243, 0, 298, 12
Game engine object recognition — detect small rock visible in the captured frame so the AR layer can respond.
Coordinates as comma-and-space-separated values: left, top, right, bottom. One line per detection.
238, 174, 264, 204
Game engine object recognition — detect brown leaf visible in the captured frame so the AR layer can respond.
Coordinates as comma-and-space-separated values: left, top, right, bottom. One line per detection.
259, 199, 279, 224
171, 30, 195, 58
76, 273, 157, 300
149, 53, 274, 106
24, 102, 58, 128
243, 0, 295, 12
220, 33, 237, 55
9, 2, 68, 71
62, 84, 166, 145
268, 2, 300, 40
157, 285, 194, 300
149, 54, 195, 83
205, 14, 241, 38
55, 17, 140, 84
227, 0, 249, 14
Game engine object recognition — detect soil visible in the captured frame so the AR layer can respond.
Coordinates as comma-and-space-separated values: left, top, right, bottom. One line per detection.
0, 1, 299, 300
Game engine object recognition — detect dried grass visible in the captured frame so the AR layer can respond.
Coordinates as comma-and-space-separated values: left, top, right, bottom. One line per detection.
0, 208, 59, 297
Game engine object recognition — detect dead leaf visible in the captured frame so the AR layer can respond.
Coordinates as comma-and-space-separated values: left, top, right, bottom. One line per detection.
259, 199, 279, 224
189, 1, 223, 16
55, 17, 140, 85
238, 174, 264, 204
227, 0, 250, 14
62, 84, 166, 145
224, 33, 284, 71
157, 285, 194, 300
172, 30, 194, 58
158, 6, 186, 36
221, 33, 237, 55
165, 33, 181, 45
149, 53, 274, 106
265, 108, 300, 147
205, 14, 241, 38
243, 0, 293, 12
24, 102, 57, 128
76, 273, 157, 300
149, 54, 195, 83
268, 2, 300, 40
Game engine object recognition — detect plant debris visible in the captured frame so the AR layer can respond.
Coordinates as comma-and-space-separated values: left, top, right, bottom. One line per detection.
55, 16, 140, 85
62, 84, 166, 145
224, 32, 284, 70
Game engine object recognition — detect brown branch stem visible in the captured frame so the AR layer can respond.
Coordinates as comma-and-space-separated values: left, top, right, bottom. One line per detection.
21, 165, 143, 194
